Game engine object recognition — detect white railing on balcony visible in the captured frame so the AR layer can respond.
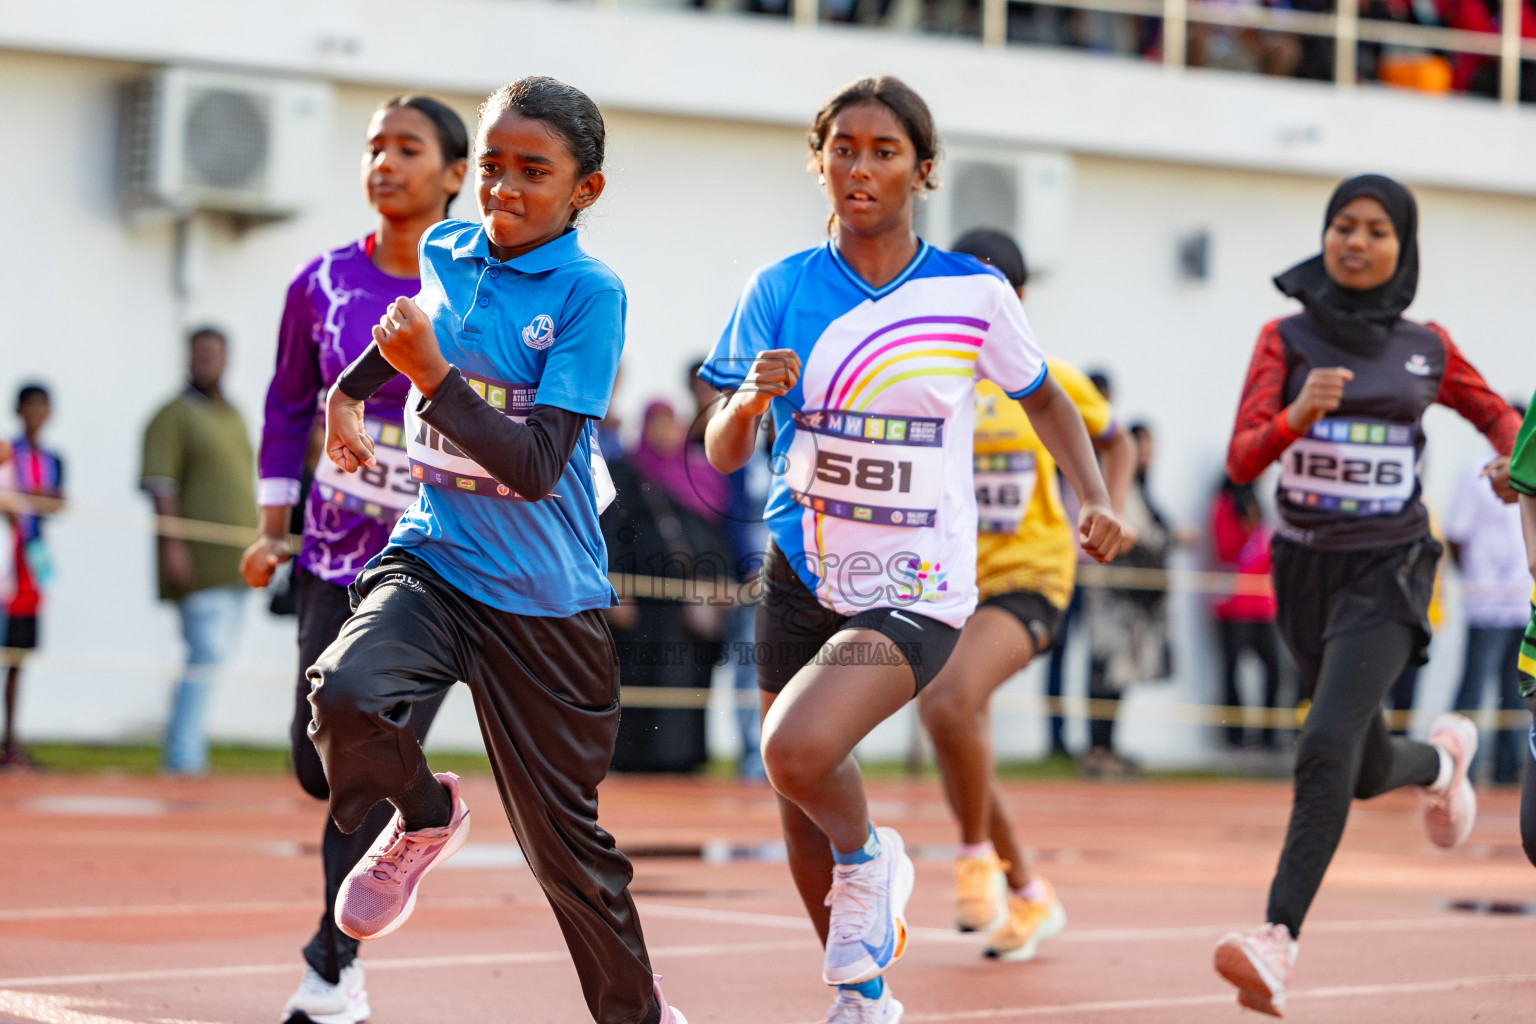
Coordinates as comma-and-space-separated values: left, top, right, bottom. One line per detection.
592, 0, 1535, 106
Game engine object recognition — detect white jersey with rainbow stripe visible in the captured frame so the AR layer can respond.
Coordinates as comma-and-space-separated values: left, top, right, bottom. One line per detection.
701, 240, 1048, 628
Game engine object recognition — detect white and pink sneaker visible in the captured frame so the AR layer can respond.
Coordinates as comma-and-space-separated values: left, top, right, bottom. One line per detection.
1214, 923, 1296, 1017
1421, 713, 1478, 849
335, 771, 471, 941
654, 975, 689, 1024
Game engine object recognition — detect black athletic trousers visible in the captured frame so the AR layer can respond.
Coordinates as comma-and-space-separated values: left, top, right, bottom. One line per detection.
307, 552, 659, 1024
1265, 621, 1441, 935
291, 570, 446, 984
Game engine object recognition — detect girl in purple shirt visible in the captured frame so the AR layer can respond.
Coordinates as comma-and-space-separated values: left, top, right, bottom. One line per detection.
239, 94, 467, 1024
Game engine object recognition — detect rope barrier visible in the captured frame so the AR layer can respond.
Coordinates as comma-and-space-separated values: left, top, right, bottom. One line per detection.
2, 494, 1532, 733
2, 642, 1530, 729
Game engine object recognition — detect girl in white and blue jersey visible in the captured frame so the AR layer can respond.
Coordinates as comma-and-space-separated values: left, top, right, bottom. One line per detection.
310, 78, 686, 1024
701, 76, 1125, 1024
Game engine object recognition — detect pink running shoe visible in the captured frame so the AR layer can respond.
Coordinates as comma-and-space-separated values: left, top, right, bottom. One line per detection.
335, 772, 471, 941
654, 975, 689, 1024
1421, 713, 1478, 849
1214, 923, 1295, 1018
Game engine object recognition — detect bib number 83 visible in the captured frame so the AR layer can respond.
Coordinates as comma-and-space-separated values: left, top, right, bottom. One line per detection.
816, 451, 914, 493
357, 462, 421, 496
1289, 451, 1404, 486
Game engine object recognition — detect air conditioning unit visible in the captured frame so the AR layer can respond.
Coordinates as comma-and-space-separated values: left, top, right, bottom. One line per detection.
121, 67, 334, 219
917, 147, 1074, 277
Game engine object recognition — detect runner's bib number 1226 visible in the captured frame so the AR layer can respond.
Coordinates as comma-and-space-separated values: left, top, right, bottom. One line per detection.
1279, 418, 1416, 516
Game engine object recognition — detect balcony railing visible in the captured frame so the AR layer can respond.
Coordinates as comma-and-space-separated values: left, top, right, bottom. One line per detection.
591, 0, 1536, 106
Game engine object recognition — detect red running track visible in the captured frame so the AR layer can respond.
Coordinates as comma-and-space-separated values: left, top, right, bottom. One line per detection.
2, 771, 1533, 1023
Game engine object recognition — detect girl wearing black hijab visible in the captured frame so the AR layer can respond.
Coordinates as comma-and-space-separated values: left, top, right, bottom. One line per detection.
1214, 174, 1521, 1017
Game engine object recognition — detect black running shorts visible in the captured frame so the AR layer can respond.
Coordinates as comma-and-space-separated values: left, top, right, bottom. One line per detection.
755, 542, 960, 695
979, 589, 1063, 655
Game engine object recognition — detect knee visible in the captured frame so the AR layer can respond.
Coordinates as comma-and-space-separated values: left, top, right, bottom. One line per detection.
919, 687, 976, 745
304, 663, 372, 740
1294, 725, 1353, 780
761, 726, 837, 802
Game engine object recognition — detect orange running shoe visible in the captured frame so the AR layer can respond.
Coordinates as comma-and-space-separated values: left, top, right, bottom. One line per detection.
953, 850, 1009, 932
983, 878, 1066, 962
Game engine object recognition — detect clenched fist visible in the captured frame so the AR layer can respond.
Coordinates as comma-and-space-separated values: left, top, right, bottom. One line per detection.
1285, 367, 1354, 435
374, 296, 451, 399
732, 348, 802, 418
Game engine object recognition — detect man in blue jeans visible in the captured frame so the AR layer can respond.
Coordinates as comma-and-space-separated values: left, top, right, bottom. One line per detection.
1446, 433, 1530, 784
140, 328, 254, 774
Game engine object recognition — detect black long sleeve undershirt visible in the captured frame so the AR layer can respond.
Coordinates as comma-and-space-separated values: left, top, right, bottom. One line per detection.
336, 347, 585, 502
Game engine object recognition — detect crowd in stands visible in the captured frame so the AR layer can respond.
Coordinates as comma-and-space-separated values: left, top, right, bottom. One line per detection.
688, 0, 1536, 102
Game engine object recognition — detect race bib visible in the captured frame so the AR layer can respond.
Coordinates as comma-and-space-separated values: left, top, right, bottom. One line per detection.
1280, 418, 1416, 516
314, 417, 418, 520
974, 450, 1037, 534
783, 409, 944, 528
406, 372, 615, 512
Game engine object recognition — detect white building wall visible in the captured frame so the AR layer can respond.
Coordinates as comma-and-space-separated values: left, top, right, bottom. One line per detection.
1, 4, 1533, 764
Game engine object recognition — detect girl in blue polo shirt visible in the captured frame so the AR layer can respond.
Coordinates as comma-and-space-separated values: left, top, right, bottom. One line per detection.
310, 77, 686, 1024
702, 76, 1125, 1024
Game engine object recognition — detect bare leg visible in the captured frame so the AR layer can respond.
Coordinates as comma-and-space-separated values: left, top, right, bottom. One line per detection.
764, 690, 836, 946
920, 607, 1041, 889
989, 782, 1035, 890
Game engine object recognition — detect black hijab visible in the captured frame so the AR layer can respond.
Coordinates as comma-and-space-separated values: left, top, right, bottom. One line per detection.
1272, 174, 1419, 354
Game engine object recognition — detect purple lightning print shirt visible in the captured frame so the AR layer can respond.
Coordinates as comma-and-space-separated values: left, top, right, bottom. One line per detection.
258, 236, 415, 586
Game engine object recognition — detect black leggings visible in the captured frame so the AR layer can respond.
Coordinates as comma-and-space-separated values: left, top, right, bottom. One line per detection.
1522, 720, 1536, 868
1266, 621, 1441, 936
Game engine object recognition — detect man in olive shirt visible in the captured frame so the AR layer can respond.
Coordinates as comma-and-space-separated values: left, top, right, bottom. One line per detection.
140, 327, 256, 774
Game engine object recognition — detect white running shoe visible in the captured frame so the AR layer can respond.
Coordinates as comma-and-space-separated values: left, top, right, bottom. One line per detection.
280, 961, 369, 1024
1214, 923, 1296, 1018
1422, 713, 1479, 848
822, 826, 915, 986
820, 984, 905, 1023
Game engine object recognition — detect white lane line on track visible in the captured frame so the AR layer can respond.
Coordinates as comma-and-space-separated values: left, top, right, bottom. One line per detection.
0, 939, 809, 989
8, 894, 1534, 939
632, 901, 1536, 945
0, 989, 219, 1024
776, 973, 1536, 1024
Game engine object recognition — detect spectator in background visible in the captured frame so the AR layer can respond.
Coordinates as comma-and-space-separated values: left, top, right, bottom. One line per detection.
1446, 420, 1530, 783
1082, 421, 1173, 778
140, 327, 255, 775
1210, 475, 1283, 750
689, 360, 771, 779
1042, 370, 1115, 757
603, 399, 729, 773
2, 384, 64, 769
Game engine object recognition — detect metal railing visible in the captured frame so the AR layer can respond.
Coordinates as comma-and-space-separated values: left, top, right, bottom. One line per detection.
599, 0, 1536, 106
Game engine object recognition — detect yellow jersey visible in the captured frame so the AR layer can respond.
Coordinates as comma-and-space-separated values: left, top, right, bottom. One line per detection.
973, 358, 1115, 609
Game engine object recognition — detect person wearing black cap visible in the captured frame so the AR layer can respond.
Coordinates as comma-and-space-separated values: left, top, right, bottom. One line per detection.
1214, 174, 1520, 1016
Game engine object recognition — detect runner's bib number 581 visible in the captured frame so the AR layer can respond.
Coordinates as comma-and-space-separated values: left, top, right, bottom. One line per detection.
314, 417, 417, 521
783, 409, 943, 528
973, 450, 1037, 534
405, 372, 615, 512
1280, 418, 1416, 516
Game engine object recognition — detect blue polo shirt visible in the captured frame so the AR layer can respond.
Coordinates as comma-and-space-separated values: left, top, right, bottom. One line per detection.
380, 220, 625, 616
